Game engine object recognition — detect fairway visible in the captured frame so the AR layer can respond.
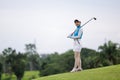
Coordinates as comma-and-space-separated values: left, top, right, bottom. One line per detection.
35, 64, 120, 80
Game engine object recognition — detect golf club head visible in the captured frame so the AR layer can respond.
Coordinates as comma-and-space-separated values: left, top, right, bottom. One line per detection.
93, 17, 97, 20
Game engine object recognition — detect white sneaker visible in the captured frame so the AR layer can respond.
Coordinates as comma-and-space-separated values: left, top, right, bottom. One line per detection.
70, 68, 77, 72
76, 68, 83, 72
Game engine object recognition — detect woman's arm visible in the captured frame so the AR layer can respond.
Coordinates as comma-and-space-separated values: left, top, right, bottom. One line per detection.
68, 29, 83, 39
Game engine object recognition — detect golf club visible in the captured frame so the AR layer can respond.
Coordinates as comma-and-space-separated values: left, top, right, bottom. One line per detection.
68, 17, 97, 37
81, 17, 97, 28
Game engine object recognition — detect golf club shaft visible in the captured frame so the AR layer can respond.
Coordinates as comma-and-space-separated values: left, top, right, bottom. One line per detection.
70, 17, 96, 35
81, 18, 94, 28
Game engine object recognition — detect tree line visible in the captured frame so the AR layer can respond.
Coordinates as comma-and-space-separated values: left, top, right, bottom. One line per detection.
0, 41, 120, 80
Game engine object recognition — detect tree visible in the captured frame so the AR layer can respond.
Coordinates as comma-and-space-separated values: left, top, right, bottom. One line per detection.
25, 44, 37, 54
2, 47, 13, 73
81, 48, 98, 69
0, 62, 2, 80
12, 52, 27, 80
1, 47, 15, 80
40, 50, 74, 76
25, 43, 40, 71
98, 41, 119, 65
4, 48, 27, 80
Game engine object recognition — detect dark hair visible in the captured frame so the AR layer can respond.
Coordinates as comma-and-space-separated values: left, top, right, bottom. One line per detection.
74, 19, 81, 23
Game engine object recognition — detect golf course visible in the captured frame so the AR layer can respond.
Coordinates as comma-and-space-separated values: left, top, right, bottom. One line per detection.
34, 64, 120, 80
0, 0, 120, 80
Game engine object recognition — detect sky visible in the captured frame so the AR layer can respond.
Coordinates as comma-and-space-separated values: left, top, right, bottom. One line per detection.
0, 0, 120, 54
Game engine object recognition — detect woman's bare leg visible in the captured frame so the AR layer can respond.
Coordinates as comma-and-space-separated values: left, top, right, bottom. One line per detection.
74, 52, 78, 68
71, 52, 78, 72
76, 52, 82, 69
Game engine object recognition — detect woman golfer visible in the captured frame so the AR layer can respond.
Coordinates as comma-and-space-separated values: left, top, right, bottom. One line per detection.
67, 19, 83, 72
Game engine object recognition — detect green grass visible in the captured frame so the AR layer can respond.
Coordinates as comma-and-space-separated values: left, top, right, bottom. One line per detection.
35, 64, 120, 80
2, 65, 120, 80
2, 71, 39, 80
